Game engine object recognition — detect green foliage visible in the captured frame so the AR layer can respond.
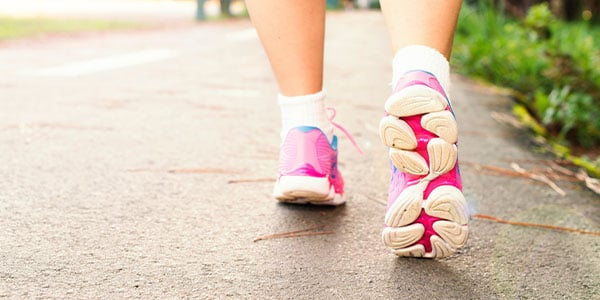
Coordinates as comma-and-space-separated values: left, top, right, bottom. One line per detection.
0, 16, 138, 40
453, 3, 600, 152
524, 2, 554, 31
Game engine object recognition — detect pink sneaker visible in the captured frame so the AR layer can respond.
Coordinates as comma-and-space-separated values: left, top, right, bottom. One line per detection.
273, 126, 346, 205
379, 71, 469, 258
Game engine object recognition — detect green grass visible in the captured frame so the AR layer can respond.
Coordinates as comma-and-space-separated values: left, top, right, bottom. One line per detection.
0, 16, 140, 40
453, 3, 600, 176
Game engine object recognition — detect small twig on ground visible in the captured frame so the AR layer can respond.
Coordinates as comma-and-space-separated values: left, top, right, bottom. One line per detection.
462, 161, 566, 196
575, 169, 600, 195
228, 178, 275, 184
542, 167, 581, 183
545, 160, 600, 195
472, 214, 600, 237
463, 161, 528, 178
510, 163, 566, 196
494, 160, 599, 195
547, 161, 575, 176
253, 225, 335, 242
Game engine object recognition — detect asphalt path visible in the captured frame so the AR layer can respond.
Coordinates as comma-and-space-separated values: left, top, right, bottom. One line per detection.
0, 11, 598, 299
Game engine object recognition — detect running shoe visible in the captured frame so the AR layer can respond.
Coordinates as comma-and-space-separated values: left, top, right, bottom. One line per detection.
273, 108, 362, 205
273, 126, 345, 205
379, 70, 469, 258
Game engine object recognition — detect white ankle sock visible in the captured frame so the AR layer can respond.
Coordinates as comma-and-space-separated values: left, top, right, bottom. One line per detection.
391, 45, 451, 94
278, 90, 334, 141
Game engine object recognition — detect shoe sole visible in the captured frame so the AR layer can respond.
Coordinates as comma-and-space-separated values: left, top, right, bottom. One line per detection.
379, 84, 468, 258
273, 175, 345, 206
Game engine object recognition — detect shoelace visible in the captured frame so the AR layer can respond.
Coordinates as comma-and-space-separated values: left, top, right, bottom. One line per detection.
326, 107, 364, 154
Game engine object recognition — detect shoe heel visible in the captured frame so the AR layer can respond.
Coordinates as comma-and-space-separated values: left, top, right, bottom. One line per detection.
274, 175, 333, 203
384, 85, 447, 117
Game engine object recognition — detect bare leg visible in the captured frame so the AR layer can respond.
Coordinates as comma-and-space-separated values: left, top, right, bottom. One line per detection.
248, 1, 345, 205
379, 0, 462, 59
246, 0, 326, 96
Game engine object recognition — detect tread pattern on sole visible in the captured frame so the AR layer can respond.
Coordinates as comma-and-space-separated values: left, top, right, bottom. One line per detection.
384, 85, 448, 117
433, 221, 469, 249
392, 244, 425, 258
383, 184, 424, 227
424, 185, 469, 225
421, 111, 458, 144
382, 224, 425, 249
427, 138, 458, 178
380, 84, 468, 259
379, 116, 417, 150
389, 148, 429, 175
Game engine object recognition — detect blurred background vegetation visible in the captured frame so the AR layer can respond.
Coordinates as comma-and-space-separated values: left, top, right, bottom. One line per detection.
483, 0, 599, 21
453, 0, 600, 175
0, 16, 137, 40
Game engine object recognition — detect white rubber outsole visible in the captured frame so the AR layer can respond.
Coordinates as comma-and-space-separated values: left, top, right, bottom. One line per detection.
380, 84, 468, 258
384, 85, 448, 117
382, 185, 469, 258
273, 175, 345, 206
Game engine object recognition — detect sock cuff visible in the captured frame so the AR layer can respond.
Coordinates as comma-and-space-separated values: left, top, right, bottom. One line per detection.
391, 45, 451, 93
277, 89, 333, 141
277, 90, 326, 106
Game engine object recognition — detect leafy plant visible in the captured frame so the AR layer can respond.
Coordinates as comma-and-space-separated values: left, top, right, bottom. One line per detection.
453, 2, 600, 173
0, 16, 138, 40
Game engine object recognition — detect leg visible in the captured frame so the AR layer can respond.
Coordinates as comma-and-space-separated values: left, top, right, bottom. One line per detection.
247, 1, 349, 205
246, 0, 325, 96
380, 0, 462, 58
378, 1, 469, 258
380, 0, 462, 91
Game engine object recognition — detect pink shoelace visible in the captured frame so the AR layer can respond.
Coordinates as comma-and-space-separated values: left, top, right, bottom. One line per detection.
326, 107, 364, 154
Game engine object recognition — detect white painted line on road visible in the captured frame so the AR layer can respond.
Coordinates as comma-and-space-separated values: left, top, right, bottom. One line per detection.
226, 28, 258, 42
28, 49, 178, 77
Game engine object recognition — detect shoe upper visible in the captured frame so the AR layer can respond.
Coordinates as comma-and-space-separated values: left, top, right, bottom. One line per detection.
393, 70, 446, 95
278, 126, 344, 194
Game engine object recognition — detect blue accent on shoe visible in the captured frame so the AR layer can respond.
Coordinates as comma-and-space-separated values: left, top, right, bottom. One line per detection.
330, 162, 337, 179
405, 69, 435, 77
293, 126, 337, 149
330, 135, 338, 150
296, 125, 319, 133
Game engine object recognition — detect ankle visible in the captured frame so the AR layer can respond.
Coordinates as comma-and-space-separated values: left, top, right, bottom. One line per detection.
391, 45, 451, 94
278, 90, 334, 141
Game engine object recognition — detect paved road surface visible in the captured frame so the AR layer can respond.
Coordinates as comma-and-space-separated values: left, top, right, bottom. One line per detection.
0, 11, 598, 299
